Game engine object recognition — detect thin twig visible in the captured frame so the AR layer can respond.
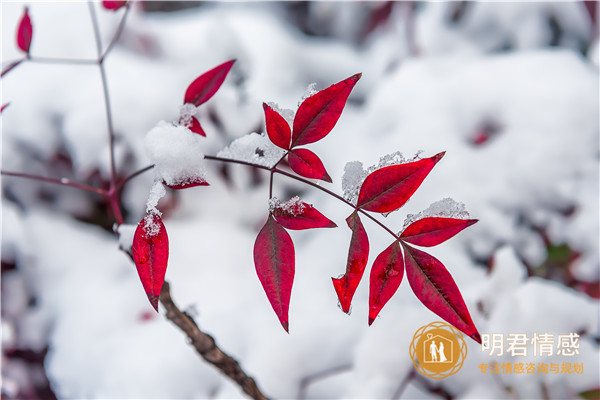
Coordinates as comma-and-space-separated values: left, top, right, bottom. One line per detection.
28, 57, 98, 65
297, 363, 352, 399
1, 170, 105, 195
391, 369, 416, 399
118, 165, 155, 189
159, 281, 270, 400
100, 3, 131, 62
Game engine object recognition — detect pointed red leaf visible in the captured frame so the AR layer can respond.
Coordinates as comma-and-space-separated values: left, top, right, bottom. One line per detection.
332, 211, 369, 313
189, 116, 206, 136
16, 7, 32, 54
401, 217, 478, 247
291, 73, 361, 147
101, 1, 127, 10
254, 215, 295, 332
288, 148, 332, 183
263, 103, 291, 150
1, 103, 9, 114
272, 198, 336, 230
368, 241, 404, 325
163, 177, 209, 190
184, 59, 236, 106
132, 214, 169, 311
357, 152, 445, 213
402, 242, 481, 343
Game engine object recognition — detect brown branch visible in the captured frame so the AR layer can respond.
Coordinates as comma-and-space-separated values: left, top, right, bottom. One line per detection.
297, 363, 352, 399
159, 281, 270, 400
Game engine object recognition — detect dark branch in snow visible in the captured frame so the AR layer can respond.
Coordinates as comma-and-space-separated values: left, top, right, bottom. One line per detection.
159, 281, 270, 400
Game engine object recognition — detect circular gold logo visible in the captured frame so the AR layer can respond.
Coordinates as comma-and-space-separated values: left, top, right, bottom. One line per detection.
409, 321, 467, 379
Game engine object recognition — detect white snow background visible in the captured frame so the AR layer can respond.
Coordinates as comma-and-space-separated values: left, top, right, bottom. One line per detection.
1, 2, 598, 399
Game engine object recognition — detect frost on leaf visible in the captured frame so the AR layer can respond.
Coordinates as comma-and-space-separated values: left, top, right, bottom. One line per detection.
270, 196, 336, 230
402, 242, 481, 343
368, 241, 403, 325
357, 152, 444, 214
184, 59, 235, 107
217, 132, 286, 168
144, 121, 208, 189
132, 213, 169, 311
16, 7, 32, 54
332, 211, 369, 313
288, 148, 332, 183
254, 215, 295, 332
291, 73, 361, 147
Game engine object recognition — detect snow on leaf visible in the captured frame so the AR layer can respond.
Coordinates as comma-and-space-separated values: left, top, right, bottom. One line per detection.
254, 215, 295, 332
368, 241, 403, 325
288, 148, 332, 183
342, 161, 367, 204
101, 1, 127, 10
332, 211, 369, 314
291, 73, 361, 147
217, 132, 285, 168
263, 103, 291, 150
400, 217, 478, 247
271, 196, 337, 230
357, 152, 445, 213
16, 7, 32, 54
402, 198, 471, 230
401, 242, 481, 343
184, 59, 235, 107
132, 213, 169, 311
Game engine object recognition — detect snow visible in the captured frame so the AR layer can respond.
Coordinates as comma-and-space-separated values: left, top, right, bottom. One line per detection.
269, 196, 305, 216
403, 198, 471, 230
217, 132, 286, 168
1, 2, 598, 399
144, 121, 207, 188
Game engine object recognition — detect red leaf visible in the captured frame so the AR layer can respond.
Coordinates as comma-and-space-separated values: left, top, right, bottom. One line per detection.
332, 211, 369, 313
401, 217, 478, 247
368, 241, 403, 325
401, 242, 481, 343
357, 152, 444, 213
272, 198, 336, 230
101, 1, 127, 10
132, 214, 169, 311
254, 215, 295, 332
163, 177, 209, 190
288, 148, 332, 183
291, 73, 361, 147
184, 59, 235, 107
189, 116, 206, 137
1, 103, 9, 114
16, 7, 32, 54
263, 103, 291, 150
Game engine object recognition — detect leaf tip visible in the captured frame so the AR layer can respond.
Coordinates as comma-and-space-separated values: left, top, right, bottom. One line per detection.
470, 331, 482, 344
433, 151, 446, 163
332, 277, 351, 313
281, 321, 289, 333
327, 220, 338, 228
323, 172, 333, 183
368, 316, 375, 326
148, 294, 159, 312
351, 72, 362, 82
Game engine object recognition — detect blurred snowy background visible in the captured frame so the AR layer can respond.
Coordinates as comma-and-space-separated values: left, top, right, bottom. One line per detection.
2, 1, 599, 399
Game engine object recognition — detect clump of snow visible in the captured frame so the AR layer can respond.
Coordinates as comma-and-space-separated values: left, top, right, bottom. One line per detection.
269, 196, 306, 216
142, 180, 166, 237
116, 224, 137, 251
342, 151, 424, 204
267, 101, 295, 126
144, 121, 207, 187
178, 103, 199, 128
298, 82, 318, 107
217, 132, 286, 168
403, 198, 471, 229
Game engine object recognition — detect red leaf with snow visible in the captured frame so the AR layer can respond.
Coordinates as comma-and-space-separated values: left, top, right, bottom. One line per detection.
288, 148, 332, 183
332, 211, 369, 313
263, 103, 291, 150
291, 73, 361, 147
272, 199, 336, 230
254, 215, 295, 332
368, 241, 403, 325
16, 7, 32, 54
401, 217, 478, 247
184, 59, 235, 107
189, 116, 206, 137
132, 214, 169, 311
1, 103, 9, 114
402, 242, 481, 343
163, 177, 209, 190
101, 1, 127, 10
357, 152, 444, 213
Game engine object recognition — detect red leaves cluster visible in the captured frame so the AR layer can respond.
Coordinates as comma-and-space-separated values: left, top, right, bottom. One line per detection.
255, 74, 480, 341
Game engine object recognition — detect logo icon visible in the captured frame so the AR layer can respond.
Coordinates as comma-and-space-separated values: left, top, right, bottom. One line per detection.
409, 321, 467, 379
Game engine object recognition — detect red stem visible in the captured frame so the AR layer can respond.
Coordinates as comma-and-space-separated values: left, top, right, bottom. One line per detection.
1, 171, 105, 195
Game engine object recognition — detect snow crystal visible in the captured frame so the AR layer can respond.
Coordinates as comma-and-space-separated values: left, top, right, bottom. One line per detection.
403, 198, 471, 230
144, 121, 207, 187
298, 82, 318, 107
217, 132, 286, 168
178, 103, 199, 128
269, 196, 306, 216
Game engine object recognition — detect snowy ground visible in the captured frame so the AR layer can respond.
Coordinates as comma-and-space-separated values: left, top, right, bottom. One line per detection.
2, 2, 599, 399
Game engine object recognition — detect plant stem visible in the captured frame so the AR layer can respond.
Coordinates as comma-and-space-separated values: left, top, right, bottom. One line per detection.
1, 171, 105, 195
28, 57, 98, 65
100, 4, 131, 63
